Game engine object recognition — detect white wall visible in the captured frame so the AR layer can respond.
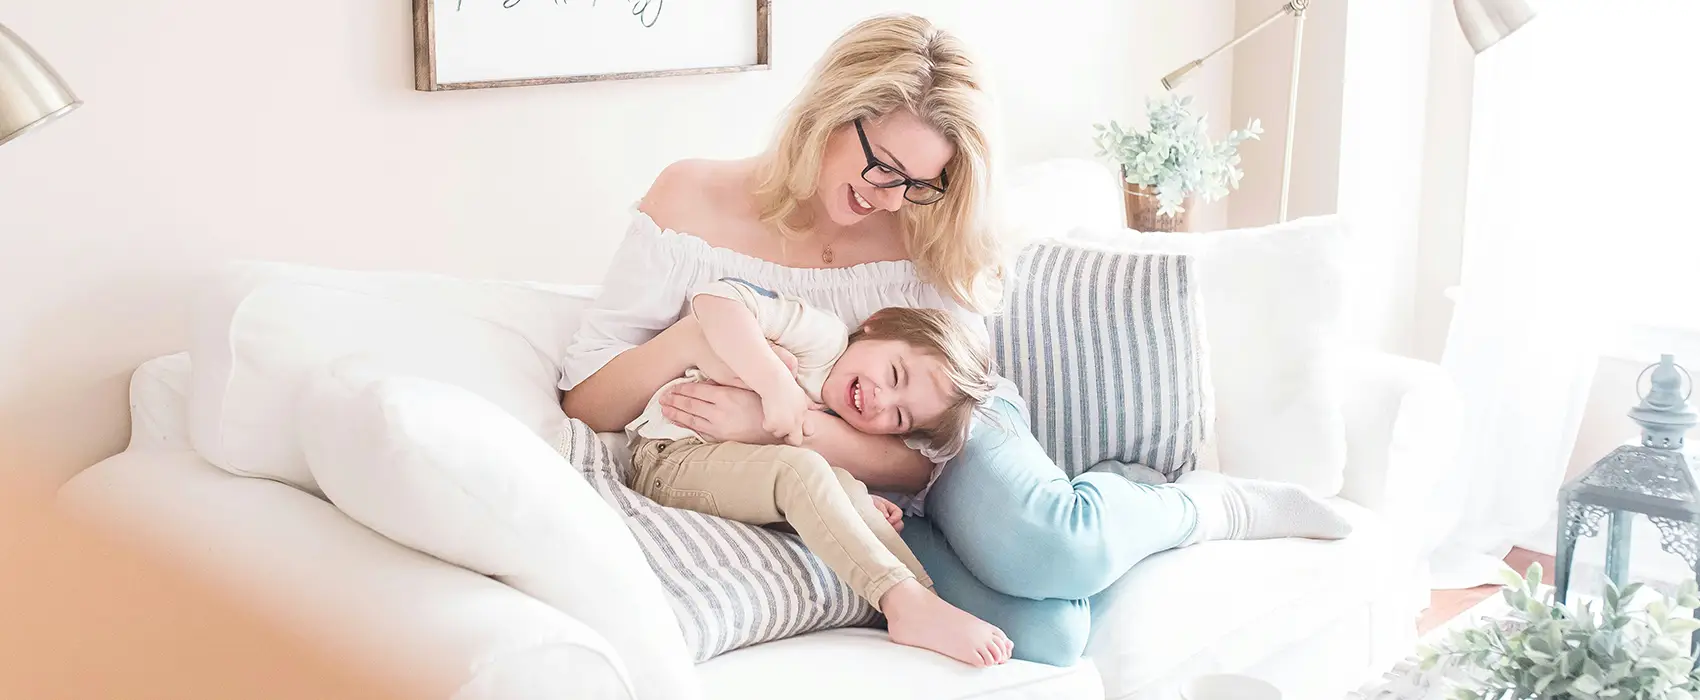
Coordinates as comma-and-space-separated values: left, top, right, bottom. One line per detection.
0, 0, 1234, 483
1228, 0, 1348, 231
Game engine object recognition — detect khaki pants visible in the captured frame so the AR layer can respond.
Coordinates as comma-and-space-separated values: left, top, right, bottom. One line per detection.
629, 438, 932, 611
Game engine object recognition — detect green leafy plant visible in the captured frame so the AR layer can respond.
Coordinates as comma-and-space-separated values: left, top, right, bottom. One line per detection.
1091, 93, 1262, 217
1419, 562, 1700, 700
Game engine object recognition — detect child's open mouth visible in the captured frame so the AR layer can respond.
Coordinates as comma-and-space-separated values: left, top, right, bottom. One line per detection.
849, 378, 865, 414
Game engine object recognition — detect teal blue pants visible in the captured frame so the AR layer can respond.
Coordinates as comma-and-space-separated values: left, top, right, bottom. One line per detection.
900, 398, 1198, 667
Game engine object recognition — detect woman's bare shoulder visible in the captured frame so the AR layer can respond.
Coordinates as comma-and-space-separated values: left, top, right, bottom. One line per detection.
638, 159, 760, 247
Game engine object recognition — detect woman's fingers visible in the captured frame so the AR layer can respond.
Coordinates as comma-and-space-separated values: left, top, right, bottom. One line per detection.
659, 389, 714, 432
660, 387, 715, 416
661, 404, 707, 433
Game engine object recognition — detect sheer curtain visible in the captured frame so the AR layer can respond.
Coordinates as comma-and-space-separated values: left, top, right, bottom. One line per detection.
1431, 0, 1700, 588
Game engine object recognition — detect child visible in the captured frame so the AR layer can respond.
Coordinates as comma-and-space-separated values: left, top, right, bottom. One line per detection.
624, 277, 1012, 667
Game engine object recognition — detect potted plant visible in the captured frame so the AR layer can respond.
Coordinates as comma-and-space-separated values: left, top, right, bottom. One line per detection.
1092, 94, 1261, 232
1419, 562, 1700, 700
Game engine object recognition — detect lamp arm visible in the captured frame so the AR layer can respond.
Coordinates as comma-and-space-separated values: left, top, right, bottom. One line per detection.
1279, 10, 1306, 223
1163, 1, 1306, 89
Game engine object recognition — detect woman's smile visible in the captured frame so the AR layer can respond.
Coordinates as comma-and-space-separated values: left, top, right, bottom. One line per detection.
847, 184, 876, 216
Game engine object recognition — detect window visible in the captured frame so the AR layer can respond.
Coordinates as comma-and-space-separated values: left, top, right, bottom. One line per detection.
1466, 0, 1700, 340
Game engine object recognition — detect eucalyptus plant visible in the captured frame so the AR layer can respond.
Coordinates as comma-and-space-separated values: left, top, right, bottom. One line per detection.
1092, 93, 1262, 217
1419, 562, 1700, 700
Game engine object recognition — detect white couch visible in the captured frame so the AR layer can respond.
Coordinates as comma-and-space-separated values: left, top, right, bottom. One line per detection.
56, 162, 1462, 700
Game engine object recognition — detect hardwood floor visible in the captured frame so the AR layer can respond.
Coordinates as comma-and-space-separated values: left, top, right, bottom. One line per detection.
1417, 548, 1554, 635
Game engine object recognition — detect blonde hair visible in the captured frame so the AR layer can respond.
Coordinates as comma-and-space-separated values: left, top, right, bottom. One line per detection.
753, 13, 1003, 312
848, 307, 997, 458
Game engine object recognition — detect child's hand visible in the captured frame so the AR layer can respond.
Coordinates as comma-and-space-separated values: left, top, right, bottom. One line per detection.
870, 495, 904, 533
761, 383, 815, 445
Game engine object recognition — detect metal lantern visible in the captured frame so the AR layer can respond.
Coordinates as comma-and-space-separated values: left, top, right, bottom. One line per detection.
1555, 355, 1699, 625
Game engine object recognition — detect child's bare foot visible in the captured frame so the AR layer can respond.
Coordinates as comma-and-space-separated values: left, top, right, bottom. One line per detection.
881, 580, 1013, 667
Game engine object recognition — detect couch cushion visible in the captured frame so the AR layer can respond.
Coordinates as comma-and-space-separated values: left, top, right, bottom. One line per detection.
186, 260, 597, 496
1065, 217, 1350, 495
554, 420, 882, 663
1084, 502, 1412, 699
698, 627, 1104, 700
990, 240, 1211, 480
57, 449, 633, 700
297, 362, 697, 700
128, 352, 193, 452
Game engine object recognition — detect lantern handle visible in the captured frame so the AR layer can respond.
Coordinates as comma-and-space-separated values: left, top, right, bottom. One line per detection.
1636, 362, 1694, 404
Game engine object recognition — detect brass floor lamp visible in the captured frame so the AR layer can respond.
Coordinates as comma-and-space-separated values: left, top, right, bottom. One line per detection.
1160, 0, 1537, 224
0, 21, 81, 148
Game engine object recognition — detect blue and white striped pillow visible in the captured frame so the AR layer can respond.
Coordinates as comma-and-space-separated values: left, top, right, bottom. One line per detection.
990, 240, 1212, 480
553, 420, 878, 662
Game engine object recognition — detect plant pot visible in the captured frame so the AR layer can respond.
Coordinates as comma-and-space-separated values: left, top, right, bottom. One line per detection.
1122, 172, 1193, 233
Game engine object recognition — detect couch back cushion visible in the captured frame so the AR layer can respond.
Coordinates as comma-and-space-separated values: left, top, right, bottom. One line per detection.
187, 261, 597, 496
991, 240, 1212, 480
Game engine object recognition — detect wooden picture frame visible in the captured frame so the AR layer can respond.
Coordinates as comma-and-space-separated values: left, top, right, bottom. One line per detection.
413, 0, 770, 92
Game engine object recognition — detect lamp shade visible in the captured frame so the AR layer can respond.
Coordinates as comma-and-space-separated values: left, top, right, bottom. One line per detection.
0, 22, 80, 148
1454, 0, 1537, 54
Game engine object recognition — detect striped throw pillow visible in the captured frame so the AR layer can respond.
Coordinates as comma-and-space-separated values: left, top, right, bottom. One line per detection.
552, 420, 878, 662
990, 240, 1212, 480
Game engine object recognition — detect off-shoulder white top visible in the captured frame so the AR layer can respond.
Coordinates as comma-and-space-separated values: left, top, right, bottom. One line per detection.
561, 209, 980, 392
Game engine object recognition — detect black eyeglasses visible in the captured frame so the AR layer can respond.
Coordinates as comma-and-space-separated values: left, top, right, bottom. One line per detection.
854, 118, 949, 206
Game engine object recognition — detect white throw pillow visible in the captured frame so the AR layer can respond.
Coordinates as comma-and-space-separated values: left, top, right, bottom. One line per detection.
1066, 216, 1350, 495
298, 360, 698, 700
187, 261, 597, 495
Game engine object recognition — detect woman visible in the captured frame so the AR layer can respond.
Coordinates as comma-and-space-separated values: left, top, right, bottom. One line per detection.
560, 13, 1351, 666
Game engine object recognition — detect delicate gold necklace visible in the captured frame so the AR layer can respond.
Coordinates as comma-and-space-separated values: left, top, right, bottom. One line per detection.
818, 230, 841, 265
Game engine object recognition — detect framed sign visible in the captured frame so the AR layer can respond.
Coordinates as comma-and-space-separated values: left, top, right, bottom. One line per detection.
413, 0, 771, 91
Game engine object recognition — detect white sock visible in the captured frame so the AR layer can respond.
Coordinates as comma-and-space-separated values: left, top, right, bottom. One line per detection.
1174, 471, 1353, 545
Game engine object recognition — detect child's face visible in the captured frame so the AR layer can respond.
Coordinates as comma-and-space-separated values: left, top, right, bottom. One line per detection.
821, 338, 954, 436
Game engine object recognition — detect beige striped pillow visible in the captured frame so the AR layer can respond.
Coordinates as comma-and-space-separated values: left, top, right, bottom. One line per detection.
989, 241, 1212, 480
552, 420, 878, 661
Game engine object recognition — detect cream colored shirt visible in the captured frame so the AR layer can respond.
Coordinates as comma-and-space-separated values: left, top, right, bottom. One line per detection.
626, 278, 851, 442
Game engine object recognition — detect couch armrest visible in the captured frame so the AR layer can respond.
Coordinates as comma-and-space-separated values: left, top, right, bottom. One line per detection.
1337, 350, 1462, 560
57, 449, 636, 700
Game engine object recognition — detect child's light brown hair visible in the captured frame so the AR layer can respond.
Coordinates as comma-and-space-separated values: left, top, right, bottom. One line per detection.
848, 307, 998, 458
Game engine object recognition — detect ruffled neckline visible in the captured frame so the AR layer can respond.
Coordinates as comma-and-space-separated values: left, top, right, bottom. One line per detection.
628, 206, 924, 290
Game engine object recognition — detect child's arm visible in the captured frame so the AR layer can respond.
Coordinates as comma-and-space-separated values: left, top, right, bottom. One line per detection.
691, 294, 814, 443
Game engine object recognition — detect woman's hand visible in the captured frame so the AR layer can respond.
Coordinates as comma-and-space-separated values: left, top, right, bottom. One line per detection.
660, 382, 790, 445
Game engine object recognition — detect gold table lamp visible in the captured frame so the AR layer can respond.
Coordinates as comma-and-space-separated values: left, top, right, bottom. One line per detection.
0, 21, 81, 148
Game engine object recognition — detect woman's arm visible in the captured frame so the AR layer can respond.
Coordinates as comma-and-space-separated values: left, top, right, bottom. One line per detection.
562, 160, 726, 431
658, 382, 935, 493
561, 318, 701, 432
799, 415, 936, 493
